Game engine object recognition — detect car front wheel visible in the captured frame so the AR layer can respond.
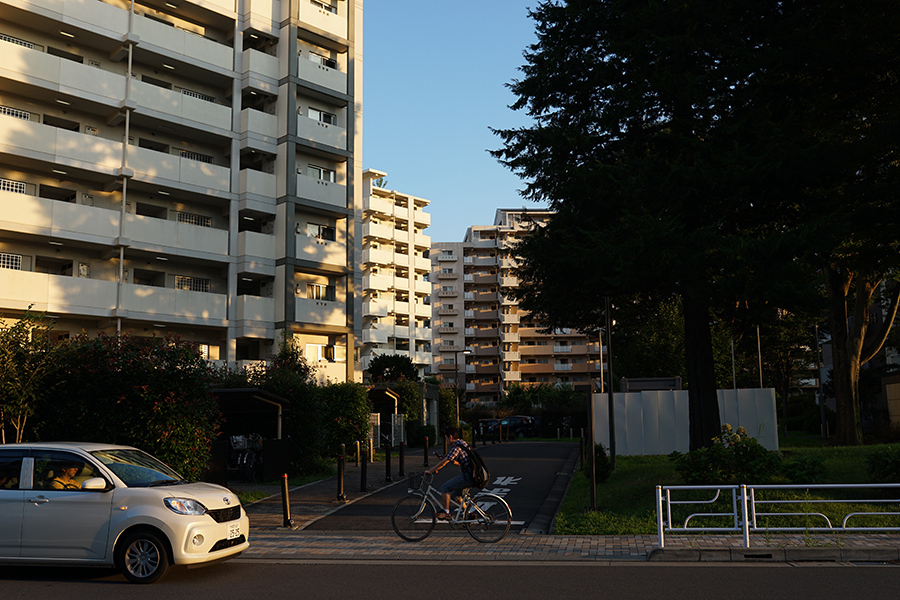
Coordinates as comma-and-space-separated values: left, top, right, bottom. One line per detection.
116, 530, 170, 584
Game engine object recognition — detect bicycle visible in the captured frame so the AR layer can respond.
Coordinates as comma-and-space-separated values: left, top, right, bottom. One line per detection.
391, 472, 512, 543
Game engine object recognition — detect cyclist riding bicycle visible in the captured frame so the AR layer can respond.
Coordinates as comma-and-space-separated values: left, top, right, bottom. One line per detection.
426, 427, 473, 520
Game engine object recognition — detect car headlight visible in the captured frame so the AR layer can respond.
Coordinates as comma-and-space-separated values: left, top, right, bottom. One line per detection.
164, 497, 208, 516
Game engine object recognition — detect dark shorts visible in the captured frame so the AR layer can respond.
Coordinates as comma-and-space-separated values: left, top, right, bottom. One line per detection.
440, 472, 474, 496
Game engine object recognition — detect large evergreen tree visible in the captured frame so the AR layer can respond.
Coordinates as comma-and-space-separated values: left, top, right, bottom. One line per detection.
493, 0, 900, 447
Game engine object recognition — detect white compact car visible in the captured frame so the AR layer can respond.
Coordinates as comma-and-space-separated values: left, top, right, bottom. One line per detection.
0, 442, 249, 583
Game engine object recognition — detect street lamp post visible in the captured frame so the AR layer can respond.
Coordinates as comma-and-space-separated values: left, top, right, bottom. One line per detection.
454, 349, 471, 427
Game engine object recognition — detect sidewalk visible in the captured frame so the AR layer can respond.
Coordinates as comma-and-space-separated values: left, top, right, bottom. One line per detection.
235, 459, 900, 564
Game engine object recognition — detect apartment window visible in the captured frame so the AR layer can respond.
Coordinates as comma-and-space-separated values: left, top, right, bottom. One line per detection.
309, 107, 337, 125
175, 275, 211, 293
177, 211, 212, 228
0, 105, 30, 121
441, 286, 454, 292
307, 283, 335, 301
308, 222, 336, 241
0, 178, 27, 194
0, 253, 23, 270
179, 150, 214, 164
307, 164, 336, 182
0, 33, 35, 49
310, 0, 337, 14
308, 51, 337, 69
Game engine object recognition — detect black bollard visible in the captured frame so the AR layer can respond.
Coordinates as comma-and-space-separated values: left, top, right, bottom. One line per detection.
337, 446, 346, 502
423, 436, 429, 467
281, 473, 294, 528
360, 450, 369, 492
399, 442, 406, 477
384, 444, 392, 483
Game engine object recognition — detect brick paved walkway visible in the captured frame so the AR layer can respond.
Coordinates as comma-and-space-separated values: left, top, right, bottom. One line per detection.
235, 459, 900, 564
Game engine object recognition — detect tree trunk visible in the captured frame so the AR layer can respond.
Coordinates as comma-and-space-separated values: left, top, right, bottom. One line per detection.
683, 291, 722, 450
825, 265, 879, 446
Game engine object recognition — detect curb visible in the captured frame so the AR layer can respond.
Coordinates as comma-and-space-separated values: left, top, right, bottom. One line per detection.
648, 546, 900, 563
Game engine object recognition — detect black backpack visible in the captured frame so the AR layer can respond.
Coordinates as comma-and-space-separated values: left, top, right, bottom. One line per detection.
463, 445, 491, 489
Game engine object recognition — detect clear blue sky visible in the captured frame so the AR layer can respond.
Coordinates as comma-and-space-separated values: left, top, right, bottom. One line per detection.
362, 1, 544, 243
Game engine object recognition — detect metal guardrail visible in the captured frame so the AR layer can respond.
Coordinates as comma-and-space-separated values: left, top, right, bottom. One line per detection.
656, 483, 900, 548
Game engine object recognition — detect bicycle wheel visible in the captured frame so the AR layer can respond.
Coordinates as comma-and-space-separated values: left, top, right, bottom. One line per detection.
391, 494, 436, 542
466, 493, 512, 543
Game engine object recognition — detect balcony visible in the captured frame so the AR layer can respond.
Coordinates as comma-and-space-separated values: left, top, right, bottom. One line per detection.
363, 298, 391, 317
296, 173, 346, 208
296, 236, 347, 269
0, 270, 117, 315
414, 279, 431, 294
238, 230, 277, 262
502, 370, 522, 382
240, 108, 278, 151
437, 289, 458, 298
121, 284, 227, 325
362, 221, 394, 241
297, 1, 349, 40
364, 194, 393, 216
128, 146, 230, 195
362, 328, 390, 345
242, 48, 279, 82
502, 351, 521, 362
296, 117, 346, 151
1, 42, 126, 103
239, 169, 277, 206
313, 361, 347, 385
1, 193, 117, 242
413, 302, 431, 318
124, 214, 228, 258
298, 57, 347, 94
362, 272, 392, 292
294, 297, 346, 327
243, 0, 281, 35
0, 117, 122, 175
133, 13, 233, 72
500, 313, 520, 324
130, 79, 231, 132
235, 295, 275, 323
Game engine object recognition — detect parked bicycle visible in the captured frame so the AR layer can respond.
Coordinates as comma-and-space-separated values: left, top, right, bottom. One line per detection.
229, 433, 263, 482
391, 472, 512, 543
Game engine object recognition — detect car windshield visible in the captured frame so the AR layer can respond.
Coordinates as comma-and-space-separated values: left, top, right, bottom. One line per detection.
90, 448, 185, 487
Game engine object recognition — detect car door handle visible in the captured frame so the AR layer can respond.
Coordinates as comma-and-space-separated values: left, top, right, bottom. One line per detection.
27, 497, 49, 504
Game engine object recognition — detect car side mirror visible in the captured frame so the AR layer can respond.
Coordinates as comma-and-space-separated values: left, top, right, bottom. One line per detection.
81, 477, 109, 491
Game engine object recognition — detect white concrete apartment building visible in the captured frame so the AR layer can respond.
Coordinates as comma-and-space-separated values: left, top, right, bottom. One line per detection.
431, 209, 604, 406
358, 169, 432, 380
0, 0, 362, 383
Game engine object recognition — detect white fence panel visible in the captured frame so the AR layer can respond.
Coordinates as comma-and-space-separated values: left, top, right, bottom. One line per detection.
592, 388, 778, 455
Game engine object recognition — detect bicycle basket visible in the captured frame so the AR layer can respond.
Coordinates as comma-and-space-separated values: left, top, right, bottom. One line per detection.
407, 472, 428, 492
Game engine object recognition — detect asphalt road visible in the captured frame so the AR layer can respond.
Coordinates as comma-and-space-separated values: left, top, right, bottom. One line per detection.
2, 561, 898, 599
305, 440, 579, 532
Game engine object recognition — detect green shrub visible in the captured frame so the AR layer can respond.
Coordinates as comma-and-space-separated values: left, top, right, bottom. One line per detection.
673, 424, 780, 484
865, 447, 900, 483
781, 455, 827, 483
406, 423, 436, 448
582, 443, 612, 484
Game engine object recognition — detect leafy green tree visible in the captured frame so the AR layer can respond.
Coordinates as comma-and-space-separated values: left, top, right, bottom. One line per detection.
492, 0, 900, 447
501, 383, 534, 414
0, 311, 60, 443
318, 382, 372, 456
366, 354, 419, 382
37, 333, 221, 480
437, 386, 457, 434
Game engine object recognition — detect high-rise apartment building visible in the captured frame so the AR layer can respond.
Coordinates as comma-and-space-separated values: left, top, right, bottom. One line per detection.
0, 0, 361, 383
431, 209, 603, 406
358, 169, 432, 380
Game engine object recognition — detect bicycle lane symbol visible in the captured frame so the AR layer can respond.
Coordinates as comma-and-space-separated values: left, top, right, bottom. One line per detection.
478, 476, 526, 525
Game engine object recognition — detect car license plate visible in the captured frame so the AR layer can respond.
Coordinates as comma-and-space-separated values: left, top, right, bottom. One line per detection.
227, 523, 240, 540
